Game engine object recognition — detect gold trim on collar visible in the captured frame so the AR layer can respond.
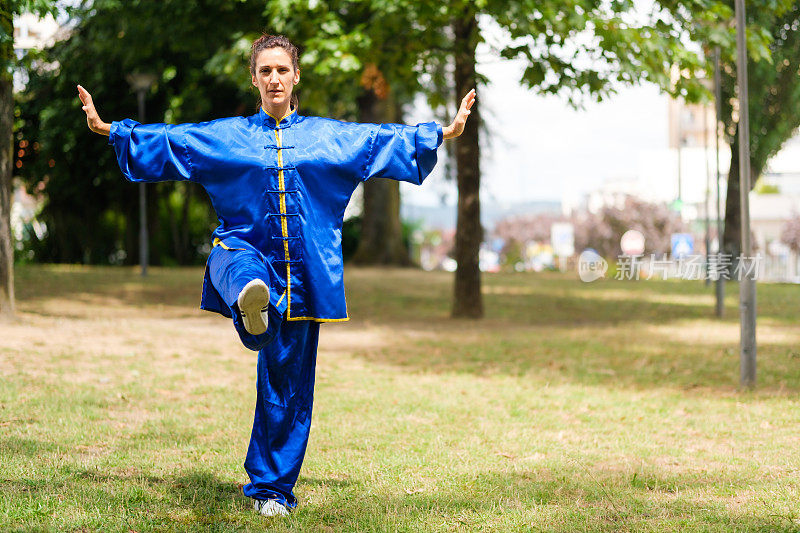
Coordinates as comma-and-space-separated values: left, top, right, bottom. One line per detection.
262, 106, 296, 125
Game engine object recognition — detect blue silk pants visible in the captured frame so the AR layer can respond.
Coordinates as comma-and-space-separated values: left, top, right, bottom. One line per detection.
208, 245, 319, 509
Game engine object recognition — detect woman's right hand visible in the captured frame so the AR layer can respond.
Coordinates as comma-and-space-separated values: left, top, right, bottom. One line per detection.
77, 85, 111, 136
442, 88, 476, 140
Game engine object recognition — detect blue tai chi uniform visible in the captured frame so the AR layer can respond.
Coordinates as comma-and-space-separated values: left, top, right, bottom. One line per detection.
109, 107, 442, 508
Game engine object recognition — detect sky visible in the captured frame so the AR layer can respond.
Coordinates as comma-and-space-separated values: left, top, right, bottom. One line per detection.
402, 54, 673, 208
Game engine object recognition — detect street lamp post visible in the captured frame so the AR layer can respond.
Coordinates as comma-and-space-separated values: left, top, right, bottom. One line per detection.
713, 47, 725, 318
676, 109, 683, 205
704, 88, 711, 287
126, 73, 157, 277
735, 0, 756, 388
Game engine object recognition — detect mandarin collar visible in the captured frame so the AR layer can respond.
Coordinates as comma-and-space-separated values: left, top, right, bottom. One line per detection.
259, 106, 299, 129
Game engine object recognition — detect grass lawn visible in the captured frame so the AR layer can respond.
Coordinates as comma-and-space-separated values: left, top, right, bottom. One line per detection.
1, 265, 799, 532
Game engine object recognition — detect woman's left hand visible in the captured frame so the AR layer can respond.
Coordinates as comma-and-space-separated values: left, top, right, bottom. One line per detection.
443, 88, 476, 140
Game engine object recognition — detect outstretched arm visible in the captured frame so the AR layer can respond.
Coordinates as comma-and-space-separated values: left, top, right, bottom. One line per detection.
80, 83, 195, 183
442, 89, 476, 140
77, 85, 111, 136
356, 89, 475, 184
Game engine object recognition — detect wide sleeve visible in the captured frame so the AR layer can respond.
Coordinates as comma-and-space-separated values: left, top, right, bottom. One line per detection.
361, 121, 443, 185
108, 118, 195, 183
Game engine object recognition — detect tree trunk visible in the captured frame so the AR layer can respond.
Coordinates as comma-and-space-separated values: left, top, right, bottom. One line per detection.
351, 87, 411, 266
0, 3, 15, 319
166, 182, 193, 265
451, 10, 483, 319
723, 128, 759, 269
180, 182, 192, 263
124, 200, 136, 265
723, 139, 741, 262
147, 182, 157, 266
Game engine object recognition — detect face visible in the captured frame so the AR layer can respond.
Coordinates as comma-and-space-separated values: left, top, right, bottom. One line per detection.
251, 47, 300, 111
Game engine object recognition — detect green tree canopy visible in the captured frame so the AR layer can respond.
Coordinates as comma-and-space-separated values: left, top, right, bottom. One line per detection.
16, 0, 269, 264
707, 1, 800, 257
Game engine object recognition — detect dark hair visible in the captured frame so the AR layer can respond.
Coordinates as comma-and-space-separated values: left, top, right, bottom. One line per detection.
250, 34, 300, 110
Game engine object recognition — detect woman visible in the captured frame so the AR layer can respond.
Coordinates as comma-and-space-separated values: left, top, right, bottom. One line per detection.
78, 34, 475, 517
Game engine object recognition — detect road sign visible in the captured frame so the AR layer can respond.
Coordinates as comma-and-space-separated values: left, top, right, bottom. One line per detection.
551, 223, 575, 257
671, 233, 694, 259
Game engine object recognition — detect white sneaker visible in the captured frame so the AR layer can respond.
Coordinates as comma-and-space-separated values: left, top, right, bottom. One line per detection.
253, 498, 290, 517
237, 279, 269, 335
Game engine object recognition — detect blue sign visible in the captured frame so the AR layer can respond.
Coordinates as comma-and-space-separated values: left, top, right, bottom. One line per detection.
671, 233, 694, 259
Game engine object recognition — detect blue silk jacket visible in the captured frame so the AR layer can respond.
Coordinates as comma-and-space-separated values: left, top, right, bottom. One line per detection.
109, 108, 443, 321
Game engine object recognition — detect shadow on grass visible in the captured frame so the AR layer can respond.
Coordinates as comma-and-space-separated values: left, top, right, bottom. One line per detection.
2, 461, 796, 531
0, 436, 58, 457
288, 468, 799, 532
348, 279, 721, 328
15, 265, 202, 315
1, 466, 359, 530
354, 330, 800, 394
2, 467, 250, 529
342, 272, 800, 393
346, 270, 798, 326
300, 476, 353, 489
